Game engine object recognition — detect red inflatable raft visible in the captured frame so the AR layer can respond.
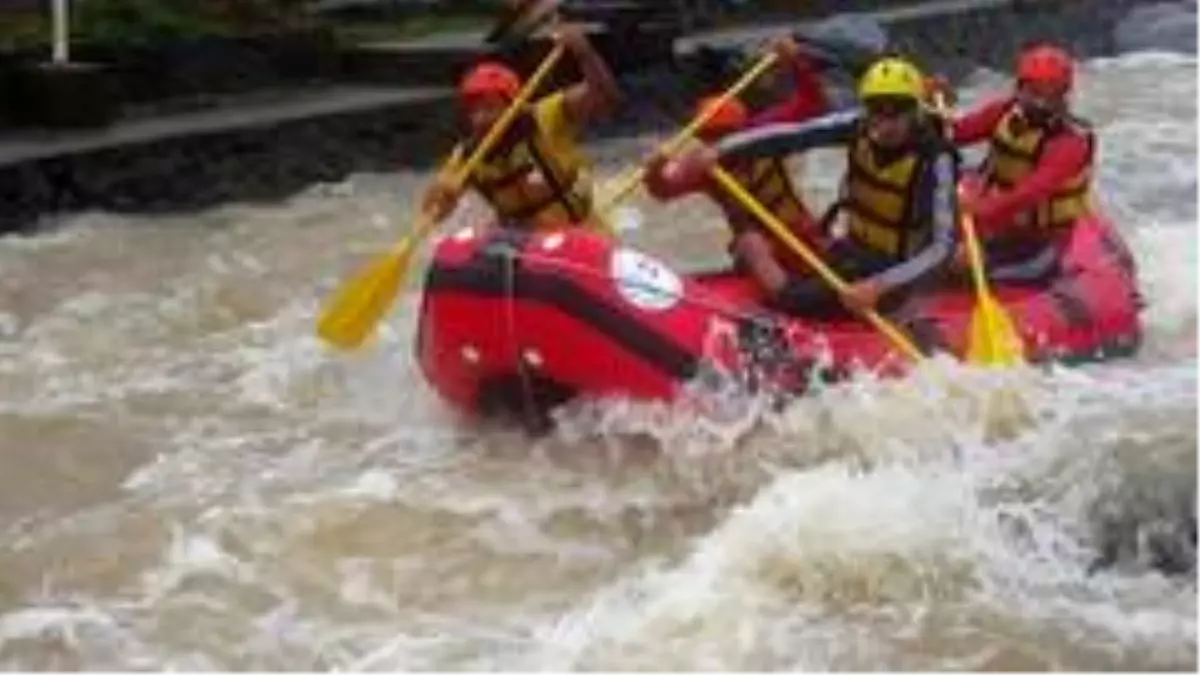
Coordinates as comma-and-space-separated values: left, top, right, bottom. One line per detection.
415, 213, 1143, 424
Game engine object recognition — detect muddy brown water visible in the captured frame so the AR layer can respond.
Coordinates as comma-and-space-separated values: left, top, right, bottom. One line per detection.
0, 52, 1195, 670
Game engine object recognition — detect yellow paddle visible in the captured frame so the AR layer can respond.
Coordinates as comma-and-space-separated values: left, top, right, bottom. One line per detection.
929, 92, 1025, 366
709, 165, 925, 363
959, 204, 1026, 366
315, 44, 567, 351
594, 51, 780, 217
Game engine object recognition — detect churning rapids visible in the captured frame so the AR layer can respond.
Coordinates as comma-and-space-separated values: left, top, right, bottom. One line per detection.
0, 51, 1195, 670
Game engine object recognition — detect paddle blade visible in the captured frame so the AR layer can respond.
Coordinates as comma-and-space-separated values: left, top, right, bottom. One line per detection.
315, 240, 416, 351
966, 294, 1026, 367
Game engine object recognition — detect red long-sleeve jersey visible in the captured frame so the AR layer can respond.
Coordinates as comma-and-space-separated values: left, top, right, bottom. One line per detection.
643, 52, 830, 201
747, 53, 831, 127
952, 96, 1093, 237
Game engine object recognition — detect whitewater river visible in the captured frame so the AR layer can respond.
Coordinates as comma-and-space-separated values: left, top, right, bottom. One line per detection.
0, 50, 1194, 670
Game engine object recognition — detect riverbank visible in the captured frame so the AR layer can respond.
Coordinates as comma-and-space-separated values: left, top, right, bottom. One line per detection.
0, 0, 1190, 234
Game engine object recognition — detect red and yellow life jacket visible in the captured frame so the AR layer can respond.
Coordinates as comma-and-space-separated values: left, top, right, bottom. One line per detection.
457, 93, 597, 232
723, 156, 809, 233
985, 105, 1095, 230
463, 125, 592, 231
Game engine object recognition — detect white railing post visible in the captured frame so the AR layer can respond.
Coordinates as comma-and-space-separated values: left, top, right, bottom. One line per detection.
51, 0, 70, 64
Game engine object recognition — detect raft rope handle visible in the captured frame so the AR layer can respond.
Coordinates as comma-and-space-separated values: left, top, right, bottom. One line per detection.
497, 240, 545, 425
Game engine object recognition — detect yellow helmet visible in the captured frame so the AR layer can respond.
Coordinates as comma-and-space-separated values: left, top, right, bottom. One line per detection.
858, 57, 925, 102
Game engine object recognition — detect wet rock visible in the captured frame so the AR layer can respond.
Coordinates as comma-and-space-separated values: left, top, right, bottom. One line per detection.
1090, 469, 1197, 578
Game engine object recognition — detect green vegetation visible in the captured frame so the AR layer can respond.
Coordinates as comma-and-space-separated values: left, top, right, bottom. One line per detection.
74, 0, 240, 47
3, 1, 243, 51
0, 12, 51, 51
0, 0, 323, 52
0, 1, 503, 52
331, 14, 492, 45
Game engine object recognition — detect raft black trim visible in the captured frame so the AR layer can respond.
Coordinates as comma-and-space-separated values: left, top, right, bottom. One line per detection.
477, 371, 578, 434
1096, 228, 1138, 278
900, 314, 951, 355
1047, 276, 1094, 330
422, 234, 700, 383
1043, 331, 1142, 367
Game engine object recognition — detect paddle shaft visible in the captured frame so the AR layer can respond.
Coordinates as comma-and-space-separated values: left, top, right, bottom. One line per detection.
931, 93, 991, 300
931, 92, 1025, 364
709, 165, 925, 362
595, 51, 780, 215
959, 205, 991, 305
958, 214, 1015, 358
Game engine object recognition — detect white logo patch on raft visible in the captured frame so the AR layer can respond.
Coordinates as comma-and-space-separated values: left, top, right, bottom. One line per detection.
610, 248, 683, 312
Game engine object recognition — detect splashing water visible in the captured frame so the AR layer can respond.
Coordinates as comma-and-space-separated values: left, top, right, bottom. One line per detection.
0, 52, 1194, 670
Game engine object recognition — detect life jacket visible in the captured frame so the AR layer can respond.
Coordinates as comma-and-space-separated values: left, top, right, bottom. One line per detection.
840, 124, 942, 260
724, 157, 809, 233
985, 104, 1095, 230
718, 156, 817, 273
462, 112, 593, 231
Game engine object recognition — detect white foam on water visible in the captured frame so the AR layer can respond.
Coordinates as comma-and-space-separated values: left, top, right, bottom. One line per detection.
0, 49, 1194, 670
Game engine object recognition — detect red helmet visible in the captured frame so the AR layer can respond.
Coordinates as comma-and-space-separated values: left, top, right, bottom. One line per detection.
1017, 44, 1074, 92
460, 61, 521, 104
694, 95, 749, 138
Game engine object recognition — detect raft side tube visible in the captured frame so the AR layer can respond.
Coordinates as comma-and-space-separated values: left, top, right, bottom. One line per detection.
414, 212, 1144, 419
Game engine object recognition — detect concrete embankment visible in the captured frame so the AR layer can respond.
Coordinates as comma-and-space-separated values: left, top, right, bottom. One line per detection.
0, 0, 1187, 234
